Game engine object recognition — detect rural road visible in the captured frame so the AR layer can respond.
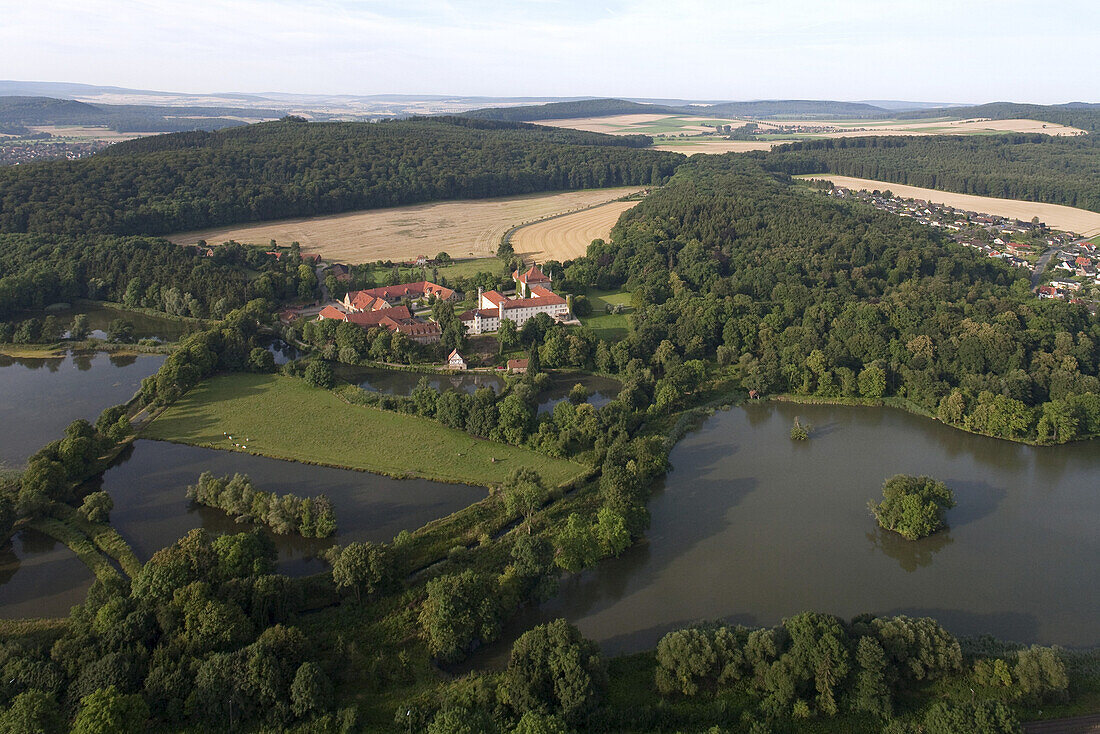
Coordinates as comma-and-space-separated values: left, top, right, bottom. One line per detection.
1032, 246, 1059, 288
1023, 713, 1100, 734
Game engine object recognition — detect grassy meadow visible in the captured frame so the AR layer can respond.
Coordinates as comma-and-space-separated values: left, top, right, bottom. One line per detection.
142, 373, 587, 487
579, 287, 633, 341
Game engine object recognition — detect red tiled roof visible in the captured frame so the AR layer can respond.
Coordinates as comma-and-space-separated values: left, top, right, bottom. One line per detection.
514, 265, 550, 284
480, 290, 506, 306
387, 318, 441, 337
357, 281, 455, 302
346, 306, 412, 327
459, 308, 501, 321
502, 289, 567, 309
318, 306, 348, 321
347, 291, 389, 312
507, 359, 529, 370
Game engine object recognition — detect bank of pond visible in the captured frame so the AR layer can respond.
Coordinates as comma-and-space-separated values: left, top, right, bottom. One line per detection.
472, 401, 1100, 667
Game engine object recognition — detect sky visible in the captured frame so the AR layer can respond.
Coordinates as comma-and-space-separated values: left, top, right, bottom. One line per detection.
1, 0, 1097, 103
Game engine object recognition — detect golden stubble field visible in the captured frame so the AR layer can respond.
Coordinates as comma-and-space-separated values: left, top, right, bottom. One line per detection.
510, 199, 640, 262
168, 187, 647, 263
536, 115, 1086, 156
802, 175, 1100, 237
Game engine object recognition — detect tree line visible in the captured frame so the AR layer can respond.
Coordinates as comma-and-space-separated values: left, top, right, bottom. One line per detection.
761, 134, 1100, 213
562, 154, 1100, 443
0, 234, 312, 321
0, 117, 681, 236
187, 472, 336, 538
401, 610, 1069, 734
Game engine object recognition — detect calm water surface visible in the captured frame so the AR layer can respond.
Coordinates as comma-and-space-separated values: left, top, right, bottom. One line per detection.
0, 351, 165, 467
0, 529, 93, 619
96, 440, 486, 573
481, 402, 1100, 662
336, 365, 507, 395
0, 440, 486, 617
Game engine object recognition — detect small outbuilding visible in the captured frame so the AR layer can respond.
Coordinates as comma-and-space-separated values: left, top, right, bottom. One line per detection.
506, 358, 529, 374
448, 349, 467, 370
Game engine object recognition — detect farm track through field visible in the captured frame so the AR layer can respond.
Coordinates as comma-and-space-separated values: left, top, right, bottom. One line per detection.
168, 188, 646, 264
508, 199, 641, 263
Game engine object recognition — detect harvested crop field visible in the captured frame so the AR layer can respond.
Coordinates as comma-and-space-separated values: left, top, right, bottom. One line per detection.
510, 199, 640, 261
801, 175, 1100, 237
651, 139, 776, 155
168, 187, 646, 263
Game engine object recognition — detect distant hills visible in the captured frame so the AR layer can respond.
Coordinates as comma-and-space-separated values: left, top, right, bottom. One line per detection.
0, 95, 282, 135
463, 98, 943, 121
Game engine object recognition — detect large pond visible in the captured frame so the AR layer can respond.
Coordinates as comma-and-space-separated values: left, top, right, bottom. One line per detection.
0, 351, 165, 467
334, 365, 619, 414
482, 402, 1100, 662
96, 440, 485, 573
0, 439, 486, 618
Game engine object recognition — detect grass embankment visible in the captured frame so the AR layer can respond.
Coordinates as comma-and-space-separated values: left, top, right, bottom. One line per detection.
142, 373, 587, 487
51, 504, 142, 577
27, 517, 122, 584
579, 287, 633, 341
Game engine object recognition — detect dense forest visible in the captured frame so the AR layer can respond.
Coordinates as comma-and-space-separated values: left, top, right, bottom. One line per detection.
0, 235, 312, 320
0, 117, 680, 236
761, 134, 1100, 213
563, 155, 1100, 443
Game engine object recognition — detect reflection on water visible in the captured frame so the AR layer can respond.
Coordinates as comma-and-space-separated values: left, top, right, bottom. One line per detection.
534, 375, 620, 415
0, 352, 165, 466
471, 402, 1100, 666
96, 440, 487, 574
865, 526, 954, 573
336, 365, 507, 396
44, 303, 204, 343
0, 529, 94, 619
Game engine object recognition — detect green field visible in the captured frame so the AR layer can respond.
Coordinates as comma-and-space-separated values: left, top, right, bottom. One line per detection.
579, 288, 633, 341
142, 373, 586, 487
384, 256, 504, 283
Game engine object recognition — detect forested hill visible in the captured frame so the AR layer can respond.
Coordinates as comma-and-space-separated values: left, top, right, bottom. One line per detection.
0, 116, 681, 236
760, 135, 1100, 213
463, 98, 684, 121
464, 98, 893, 122
699, 99, 887, 118
564, 155, 1099, 443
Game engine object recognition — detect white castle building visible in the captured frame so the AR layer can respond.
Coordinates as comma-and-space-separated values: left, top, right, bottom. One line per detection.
458, 265, 570, 335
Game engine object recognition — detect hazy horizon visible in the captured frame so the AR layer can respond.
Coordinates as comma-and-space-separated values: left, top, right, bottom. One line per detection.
1, 0, 1097, 105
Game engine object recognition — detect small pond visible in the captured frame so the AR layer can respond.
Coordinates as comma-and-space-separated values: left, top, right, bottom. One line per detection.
94, 440, 487, 574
